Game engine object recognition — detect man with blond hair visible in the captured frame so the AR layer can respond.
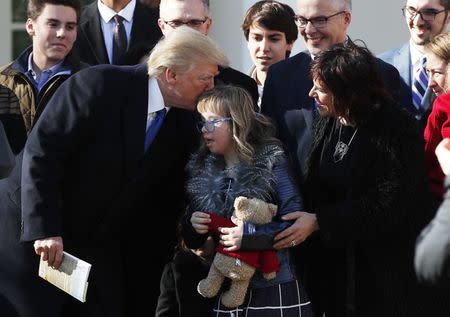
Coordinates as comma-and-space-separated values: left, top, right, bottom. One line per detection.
158, 0, 259, 106
21, 26, 228, 316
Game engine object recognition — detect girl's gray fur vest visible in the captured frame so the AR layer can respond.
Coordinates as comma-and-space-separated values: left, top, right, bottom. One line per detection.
186, 144, 284, 217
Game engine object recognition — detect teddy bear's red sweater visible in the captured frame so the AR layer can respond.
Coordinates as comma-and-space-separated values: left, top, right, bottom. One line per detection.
208, 213, 279, 274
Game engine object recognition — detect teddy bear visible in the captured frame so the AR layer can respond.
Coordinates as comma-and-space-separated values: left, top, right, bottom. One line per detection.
197, 196, 279, 308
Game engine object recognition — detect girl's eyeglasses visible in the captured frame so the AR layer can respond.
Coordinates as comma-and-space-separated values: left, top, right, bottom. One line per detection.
197, 117, 232, 132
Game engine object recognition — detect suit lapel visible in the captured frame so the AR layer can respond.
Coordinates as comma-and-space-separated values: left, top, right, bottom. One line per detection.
144, 108, 177, 159
128, 2, 147, 49
395, 44, 412, 86
79, 3, 109, 64
142, 108, 187, 187
302, 52, 315, 134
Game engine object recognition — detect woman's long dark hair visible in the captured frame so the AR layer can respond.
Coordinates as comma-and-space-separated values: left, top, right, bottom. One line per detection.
310, 39, 393, 124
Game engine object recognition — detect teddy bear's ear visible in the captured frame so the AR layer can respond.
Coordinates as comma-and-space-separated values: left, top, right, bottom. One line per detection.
233, 196, 247, 210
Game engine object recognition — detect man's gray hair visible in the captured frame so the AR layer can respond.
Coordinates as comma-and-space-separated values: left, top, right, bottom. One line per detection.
160, 0, 210, 16
319, 0, 351, 12
147, 26, 228, 78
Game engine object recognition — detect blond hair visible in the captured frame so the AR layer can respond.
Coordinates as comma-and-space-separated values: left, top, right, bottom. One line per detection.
197, 85, 280, 164
425, 32, 450, 63
147, 26, 228, 78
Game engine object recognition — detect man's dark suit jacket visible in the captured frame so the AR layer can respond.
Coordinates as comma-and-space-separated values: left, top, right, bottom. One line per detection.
261, 51, 405, 186
0, 121, 13, 178
0, 151, 66, 317
72, 1, 163, 65
21, 64, 199, 316
217, 66, 259, 107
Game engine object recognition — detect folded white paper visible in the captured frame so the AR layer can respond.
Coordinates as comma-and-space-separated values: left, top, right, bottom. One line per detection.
38, 251, 91, 302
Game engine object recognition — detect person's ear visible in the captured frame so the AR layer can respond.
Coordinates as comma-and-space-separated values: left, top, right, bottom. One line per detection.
165, 68, 177, 84
445, 11, 450, 25
25, 18, 35, 37
286, 42, 294, 52
157, 18, 167, 35
204, 17, 212, 35
343, 11, 352, 26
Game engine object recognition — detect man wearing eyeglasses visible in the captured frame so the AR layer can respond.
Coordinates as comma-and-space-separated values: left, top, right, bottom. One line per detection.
380, 0, 450, 128
72, 0, 162, 65
157, 0, 259, 107
262, 0, 401, 187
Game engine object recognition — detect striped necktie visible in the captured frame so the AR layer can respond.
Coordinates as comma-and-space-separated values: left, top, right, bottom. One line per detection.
412, 56, 428, 111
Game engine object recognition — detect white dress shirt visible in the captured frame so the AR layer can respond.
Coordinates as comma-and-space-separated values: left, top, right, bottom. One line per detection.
147, 77, 169, 130
410, 41, 425, 85
97, 0, 136, 64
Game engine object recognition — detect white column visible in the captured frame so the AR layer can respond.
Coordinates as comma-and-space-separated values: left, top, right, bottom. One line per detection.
349, 0, 409, 55
0, 1, 12, 65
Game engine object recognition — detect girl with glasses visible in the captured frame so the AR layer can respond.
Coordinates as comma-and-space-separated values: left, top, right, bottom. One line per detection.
180, 85, 313, 316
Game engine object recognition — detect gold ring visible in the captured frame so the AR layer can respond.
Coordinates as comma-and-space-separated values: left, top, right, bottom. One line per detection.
291, 240, 296, 247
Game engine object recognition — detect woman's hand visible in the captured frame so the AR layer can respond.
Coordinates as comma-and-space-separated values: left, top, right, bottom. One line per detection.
190, 211, 211, 234
219, 218, 244, 252
273, 211, 318, 249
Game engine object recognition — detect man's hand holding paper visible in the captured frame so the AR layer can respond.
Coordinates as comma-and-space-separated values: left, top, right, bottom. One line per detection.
34, 236, 64, 269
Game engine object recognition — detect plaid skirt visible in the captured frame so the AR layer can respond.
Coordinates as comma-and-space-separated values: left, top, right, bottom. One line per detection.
211, 279, 313, 317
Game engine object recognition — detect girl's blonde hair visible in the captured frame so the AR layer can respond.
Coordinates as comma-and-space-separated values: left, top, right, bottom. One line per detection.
196, 85, 281, 164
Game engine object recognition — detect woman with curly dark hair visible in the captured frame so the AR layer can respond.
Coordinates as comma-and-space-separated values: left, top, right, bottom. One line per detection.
273, 41, 439, 316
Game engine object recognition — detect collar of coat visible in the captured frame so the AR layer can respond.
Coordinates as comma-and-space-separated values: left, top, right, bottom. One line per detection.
186, 144, 284, 217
